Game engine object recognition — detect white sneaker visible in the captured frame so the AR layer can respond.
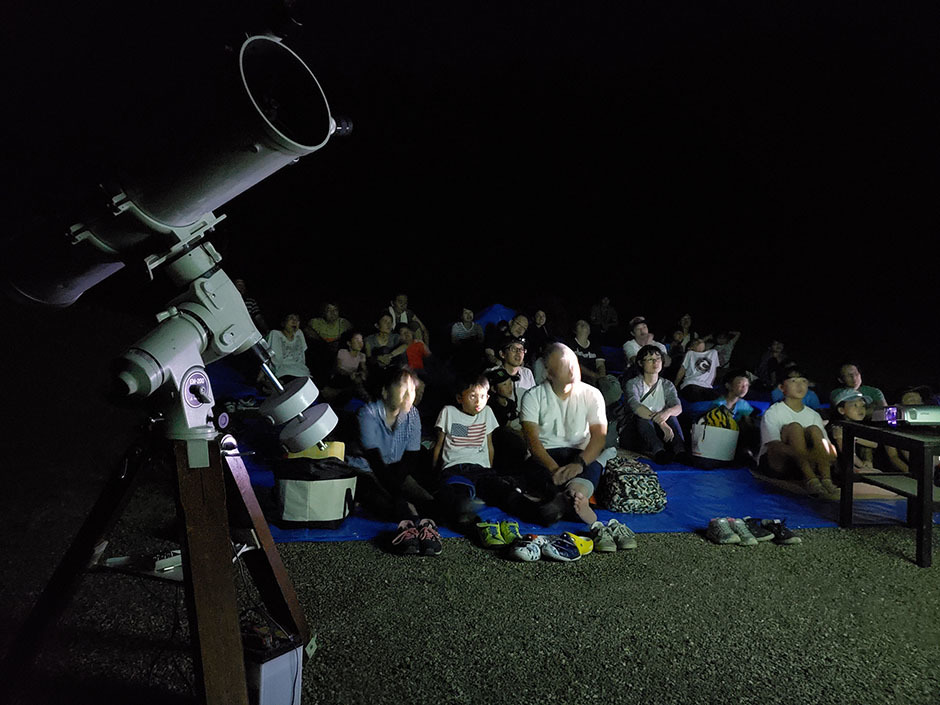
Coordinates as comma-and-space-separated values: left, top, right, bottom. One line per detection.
509, 535, 545, 562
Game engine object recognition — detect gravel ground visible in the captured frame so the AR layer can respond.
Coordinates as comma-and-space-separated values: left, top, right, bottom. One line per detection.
285, 529, 940, 705
3, 518, 939, 705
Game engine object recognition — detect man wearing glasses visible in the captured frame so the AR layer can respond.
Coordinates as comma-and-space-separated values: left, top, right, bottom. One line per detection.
493, 337, 535, 412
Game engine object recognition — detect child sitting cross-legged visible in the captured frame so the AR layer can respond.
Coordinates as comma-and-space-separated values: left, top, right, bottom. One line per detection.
431, 373, 544, 534
758, 362, 839, 499
829, 388, 908, 474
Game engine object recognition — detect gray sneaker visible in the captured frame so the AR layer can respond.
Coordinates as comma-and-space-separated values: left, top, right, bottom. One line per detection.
607, 518, 638, 550
727, 518, 758, 546
706, 517, 741, 545
590, 521, 617, 552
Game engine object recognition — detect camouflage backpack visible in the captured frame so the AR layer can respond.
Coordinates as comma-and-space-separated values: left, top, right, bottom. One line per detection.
597, 454, 667, 514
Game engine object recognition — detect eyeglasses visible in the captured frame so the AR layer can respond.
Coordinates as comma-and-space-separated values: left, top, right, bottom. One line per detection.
507, 345, 526, 354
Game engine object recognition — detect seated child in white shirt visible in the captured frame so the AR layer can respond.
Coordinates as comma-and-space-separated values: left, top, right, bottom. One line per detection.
758, 363, 838, 499
431, 373, 540, 525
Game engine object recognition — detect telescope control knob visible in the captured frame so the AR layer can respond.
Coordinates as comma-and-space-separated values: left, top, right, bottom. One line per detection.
189, 384, 212, 404
156, 306, 180, 323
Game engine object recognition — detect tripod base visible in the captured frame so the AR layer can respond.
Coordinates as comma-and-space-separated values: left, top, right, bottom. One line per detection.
0, 432, 308, 705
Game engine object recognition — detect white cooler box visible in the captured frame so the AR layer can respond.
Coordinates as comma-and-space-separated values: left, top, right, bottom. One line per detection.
691, 422, 739, 462
273, 457, 358, 529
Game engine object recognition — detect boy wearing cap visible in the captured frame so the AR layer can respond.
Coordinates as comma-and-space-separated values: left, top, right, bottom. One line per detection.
829, 388, 909, 473
485, 366, 528, 471
758, 363, 839, 499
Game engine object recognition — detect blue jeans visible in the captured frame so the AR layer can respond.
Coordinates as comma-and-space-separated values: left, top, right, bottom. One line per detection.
630, 415, 684, 456
442, 463, 495, 499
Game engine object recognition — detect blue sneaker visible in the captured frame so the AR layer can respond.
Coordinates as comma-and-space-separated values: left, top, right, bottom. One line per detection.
540, 534, 581, 562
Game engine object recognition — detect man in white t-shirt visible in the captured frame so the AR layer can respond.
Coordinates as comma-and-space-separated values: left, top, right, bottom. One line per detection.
622, 316, 670, 369
758, 363, 838, 499
520, 343, 607, 527
388, 292, 430, 346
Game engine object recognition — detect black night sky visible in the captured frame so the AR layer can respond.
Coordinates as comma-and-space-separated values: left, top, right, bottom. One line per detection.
3, 1, 939, 389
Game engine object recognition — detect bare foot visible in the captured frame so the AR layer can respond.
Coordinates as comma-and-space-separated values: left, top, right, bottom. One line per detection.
570, 490, 597, 525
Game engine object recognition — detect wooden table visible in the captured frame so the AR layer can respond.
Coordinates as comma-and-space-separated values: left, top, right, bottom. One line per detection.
838, 420, 940, 567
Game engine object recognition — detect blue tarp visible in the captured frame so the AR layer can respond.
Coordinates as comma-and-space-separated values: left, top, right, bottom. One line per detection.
474, 303, 517, 330
209, 358, 938, 545
244, 454, 934, 543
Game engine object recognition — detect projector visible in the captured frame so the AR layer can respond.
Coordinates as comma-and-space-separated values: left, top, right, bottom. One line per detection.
872, 405, 940, 426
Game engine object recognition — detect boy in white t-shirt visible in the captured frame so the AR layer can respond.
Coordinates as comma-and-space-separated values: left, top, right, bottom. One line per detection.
674, 337, 720, 402
432, 373, 541, 525
758, 363, 838, 499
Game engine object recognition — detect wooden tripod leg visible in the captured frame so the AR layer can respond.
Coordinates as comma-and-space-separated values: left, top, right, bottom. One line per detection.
174, 441, 250, 705
0, 437, 151, 687
222, 437, 310, 649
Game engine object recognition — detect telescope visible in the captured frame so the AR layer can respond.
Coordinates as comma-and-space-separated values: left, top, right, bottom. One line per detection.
7, 33, 350, 463
2, 34, 350, 704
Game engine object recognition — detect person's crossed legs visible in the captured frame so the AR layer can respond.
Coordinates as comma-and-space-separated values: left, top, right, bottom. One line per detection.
765, 422, 836, 495
526, 447, 603, 526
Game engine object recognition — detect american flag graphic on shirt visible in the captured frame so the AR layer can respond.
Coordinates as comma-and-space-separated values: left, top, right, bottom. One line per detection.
449, 421, 487, 447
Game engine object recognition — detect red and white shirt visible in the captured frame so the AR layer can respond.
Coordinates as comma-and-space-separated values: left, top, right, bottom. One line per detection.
435, 406, 498, 469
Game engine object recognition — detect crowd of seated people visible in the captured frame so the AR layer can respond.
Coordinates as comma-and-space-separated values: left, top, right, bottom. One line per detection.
232, 285, 937, 553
